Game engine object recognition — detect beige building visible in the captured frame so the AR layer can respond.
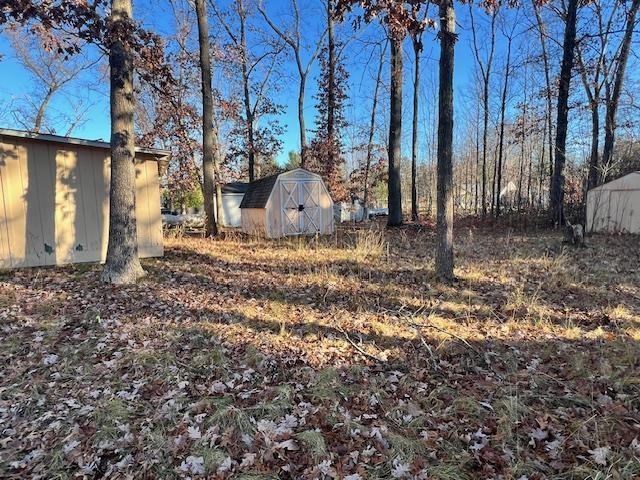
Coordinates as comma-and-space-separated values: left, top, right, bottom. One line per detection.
587, 171, 640, 234
0, 128, 167, 268
240, 168, 334, 238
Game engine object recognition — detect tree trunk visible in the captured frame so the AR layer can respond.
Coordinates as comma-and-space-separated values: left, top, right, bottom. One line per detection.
411, 35, 421, 222
363, 40, 386, 221
496, 34, 513, 217
298, 75, 307, 168
550, 0, 579, 226
327, 0, 336, 148
469, 6, 497, 218
475, 104, 480, 214
195, 0, 219, 237
101, 0, 145, 284
576, 48, 602, 191
533, 0, 554, 194
517, 121, 526, 211
602, 0, 640, 177
436, 0, 455, 282
538, 121, 547, 208
588, 105, 600, 189
33, 86, 56, 133
481, 78, 489, 217
238, 0, 255, 182
387, 36, 403, 227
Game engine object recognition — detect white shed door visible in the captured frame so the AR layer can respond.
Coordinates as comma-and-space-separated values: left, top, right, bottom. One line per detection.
280, 180, 322, 235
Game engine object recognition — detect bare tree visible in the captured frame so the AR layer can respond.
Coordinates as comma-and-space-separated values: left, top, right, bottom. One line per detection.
495, 9, 518, 217
469, 2, 498, 217
532, 0, 555, 189
363, 39, 387, 220
410, 28, 423, 222
602, 0, 640, 179
576, 2, 619, 190
326, 0, 337, 171
213, 0, 284, 182
258, 0, 326, 168
8, 29, 101, 134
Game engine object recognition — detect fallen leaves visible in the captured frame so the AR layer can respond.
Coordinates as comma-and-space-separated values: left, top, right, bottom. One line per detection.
0, 228, 638, 478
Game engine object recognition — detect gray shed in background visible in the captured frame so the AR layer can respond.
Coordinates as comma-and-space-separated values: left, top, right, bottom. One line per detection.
216, 182, 248, 228
240, 168, 334, 238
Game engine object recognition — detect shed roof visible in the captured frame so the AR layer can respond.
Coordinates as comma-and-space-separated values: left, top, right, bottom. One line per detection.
239, 173, 279, 209
221, 182, 249, 194
0, 127, 170, 158
589, 171, 640, 191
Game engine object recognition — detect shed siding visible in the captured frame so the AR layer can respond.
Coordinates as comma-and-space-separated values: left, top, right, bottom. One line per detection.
217, 193, 244, 228
241, 208, 268, 236
267, 182, 280, 238
0, 137, 163, 268
587, 173, 640, 234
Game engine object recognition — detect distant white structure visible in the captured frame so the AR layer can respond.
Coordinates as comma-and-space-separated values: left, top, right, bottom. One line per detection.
335, 197, 365, 223
216, 182, 248, 228
499, 181, 518, 208
587, 171, 640, 234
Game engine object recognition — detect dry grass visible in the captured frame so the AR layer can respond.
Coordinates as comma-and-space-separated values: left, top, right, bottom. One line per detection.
1, 225, 639, 479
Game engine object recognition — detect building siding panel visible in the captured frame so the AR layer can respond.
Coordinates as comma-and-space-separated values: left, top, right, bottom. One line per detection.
0, 135, 164, 268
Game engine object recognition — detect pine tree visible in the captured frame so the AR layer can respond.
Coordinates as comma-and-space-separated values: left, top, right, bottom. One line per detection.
307, 11, 349, 202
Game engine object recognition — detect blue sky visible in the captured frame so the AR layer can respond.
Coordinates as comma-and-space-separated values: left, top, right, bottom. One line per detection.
0, 1, 543, 165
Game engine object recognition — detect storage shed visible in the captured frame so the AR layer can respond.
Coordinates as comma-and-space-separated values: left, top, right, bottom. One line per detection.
240, 168, 334, 238
587, 171, 640, 234
216, 182, 248, 228
0, 128, 167, 268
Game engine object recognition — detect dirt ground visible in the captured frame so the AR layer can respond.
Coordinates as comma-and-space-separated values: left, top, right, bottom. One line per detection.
1, 225, 639, 479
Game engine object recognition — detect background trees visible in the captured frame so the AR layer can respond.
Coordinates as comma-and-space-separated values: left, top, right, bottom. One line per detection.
7, 29, 101, 134
3, 0, 640, 281
258, 0, 326, 168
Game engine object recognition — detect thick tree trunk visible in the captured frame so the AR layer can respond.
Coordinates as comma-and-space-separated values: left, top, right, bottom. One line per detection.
195, 0, 219, 237
436, 0, 455, 282
411, 35, 420, 222
550, 0, 579, 226
602, 0, 640, 177
363, 41, 386, 221
387, 36, 403, 227
101, 0, 144, 284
